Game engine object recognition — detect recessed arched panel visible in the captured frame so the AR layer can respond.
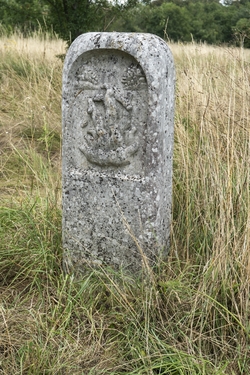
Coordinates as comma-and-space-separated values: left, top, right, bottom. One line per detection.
65, 49, 148, 173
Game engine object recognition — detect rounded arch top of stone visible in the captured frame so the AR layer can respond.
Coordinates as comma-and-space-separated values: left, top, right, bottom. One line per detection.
63, 32, 174, 93
62, 32, 175, 174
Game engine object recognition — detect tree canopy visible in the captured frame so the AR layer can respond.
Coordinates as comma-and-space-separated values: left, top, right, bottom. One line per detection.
1, 0, 250, 46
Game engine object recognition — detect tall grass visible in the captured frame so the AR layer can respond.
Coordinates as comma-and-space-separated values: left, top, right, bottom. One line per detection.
0, 30, 65, 199
0, 35, 249, 374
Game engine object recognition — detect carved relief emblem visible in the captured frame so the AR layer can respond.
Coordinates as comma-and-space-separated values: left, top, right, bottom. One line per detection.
75, 60, 147, 168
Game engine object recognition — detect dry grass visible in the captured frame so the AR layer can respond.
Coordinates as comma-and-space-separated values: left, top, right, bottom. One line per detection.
0, 35, 250, 374
0, 32, 66, 60
0, 31, 65, 200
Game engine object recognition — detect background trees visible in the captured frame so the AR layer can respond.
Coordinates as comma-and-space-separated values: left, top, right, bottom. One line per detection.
111, 0, 250, 46
0, 0, 118, 43
0, 0, 46, 34
1, 0, 250, 46
43, 0, 121, 43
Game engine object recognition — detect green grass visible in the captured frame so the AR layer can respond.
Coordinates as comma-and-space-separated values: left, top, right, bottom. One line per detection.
0, 34, 250, 374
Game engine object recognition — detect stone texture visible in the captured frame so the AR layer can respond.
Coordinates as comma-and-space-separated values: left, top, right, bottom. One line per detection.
62, 32, 175, 274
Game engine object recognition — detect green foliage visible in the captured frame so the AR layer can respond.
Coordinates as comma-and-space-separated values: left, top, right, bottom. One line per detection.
233, 17, 250, 47
2, 0, 250, 45
0, 0, 46, 33
111, 2, 192, 42
140, 2, 192, 42
0, 0, 134, 44
0, 0, 250, 47
110, 0, 250, 46
43, 0, 111, 44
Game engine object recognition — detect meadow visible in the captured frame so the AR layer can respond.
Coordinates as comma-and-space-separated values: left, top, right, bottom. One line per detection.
0, 31, 250, 374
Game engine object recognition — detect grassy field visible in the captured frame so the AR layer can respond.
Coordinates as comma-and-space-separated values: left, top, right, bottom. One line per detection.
0, 32, 250, 374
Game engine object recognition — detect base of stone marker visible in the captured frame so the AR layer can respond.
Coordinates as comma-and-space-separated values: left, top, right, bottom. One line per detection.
63, 169, 170, 274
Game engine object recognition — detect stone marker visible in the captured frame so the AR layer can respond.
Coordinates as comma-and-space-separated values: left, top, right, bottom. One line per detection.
62, 32, 175, 274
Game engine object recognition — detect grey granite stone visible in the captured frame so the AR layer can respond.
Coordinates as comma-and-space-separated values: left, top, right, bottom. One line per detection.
62, 32, 175, 274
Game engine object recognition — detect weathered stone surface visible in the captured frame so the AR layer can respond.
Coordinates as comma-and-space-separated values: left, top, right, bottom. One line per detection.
62, 32, 175, 274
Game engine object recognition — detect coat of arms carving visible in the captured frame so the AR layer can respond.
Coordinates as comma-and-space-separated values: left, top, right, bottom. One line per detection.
73, 53, 148, 168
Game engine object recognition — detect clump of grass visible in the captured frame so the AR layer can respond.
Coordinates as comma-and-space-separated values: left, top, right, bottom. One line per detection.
0, 35, 250, 374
